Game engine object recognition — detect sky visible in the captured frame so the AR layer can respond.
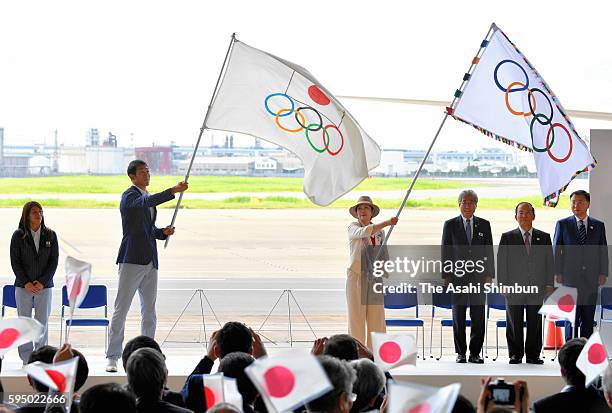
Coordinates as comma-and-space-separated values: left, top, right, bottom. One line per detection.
1, 0, 612, 151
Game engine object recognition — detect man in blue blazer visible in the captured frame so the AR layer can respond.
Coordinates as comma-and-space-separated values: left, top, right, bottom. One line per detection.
553, 190, 608, 339
106, 160, 188, 372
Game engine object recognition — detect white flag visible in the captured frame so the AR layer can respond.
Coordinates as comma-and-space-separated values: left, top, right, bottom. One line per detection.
451, 23, 595, 206
65, 256, 92, 310
538, 285, 577, 326
206, 39, 381, 206
577, 331, 609, 387
245, 352, 332, 412
388, 381, 461, 413
24, 357, 79, 413
224, 377, 244, 411
0, 317, 44, 356
203, 374, 225, 409
371, 332, 417, 371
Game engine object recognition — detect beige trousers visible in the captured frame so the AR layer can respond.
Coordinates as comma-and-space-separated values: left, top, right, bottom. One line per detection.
346, 268, 386, 348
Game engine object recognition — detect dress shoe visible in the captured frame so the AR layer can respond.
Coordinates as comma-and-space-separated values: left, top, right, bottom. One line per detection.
456, 354, 467, 363
509, 356, 522, 364
105, 358, 118, 373
468, 354, 484, 364
526, 357, 544, 365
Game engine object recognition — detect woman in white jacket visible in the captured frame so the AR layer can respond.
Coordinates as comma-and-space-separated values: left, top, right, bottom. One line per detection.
347, 196, 398, 348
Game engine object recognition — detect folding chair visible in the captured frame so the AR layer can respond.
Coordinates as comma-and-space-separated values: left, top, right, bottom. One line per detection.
2, 285, 17, 316
60, 285, 110, 351
429, 291, 474, 360
384, 290, 425, 359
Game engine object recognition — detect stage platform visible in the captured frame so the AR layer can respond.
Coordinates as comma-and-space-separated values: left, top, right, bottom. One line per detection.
0, 346, 565, 404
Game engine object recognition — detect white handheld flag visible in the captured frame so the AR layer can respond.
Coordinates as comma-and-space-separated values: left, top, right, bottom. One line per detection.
24, 357, 79, 413
450, 23, 595, 206
388, 381, 461, 413
371, 332, 417, 371
0, 317, 44, 356
538, 285, 577, 326
224, 377, 244, 411
245, 352, 332, 412
203, 374, 225, 409
206, 39, 381, 206
65, 256, 92, 310
577, 331, 609, 387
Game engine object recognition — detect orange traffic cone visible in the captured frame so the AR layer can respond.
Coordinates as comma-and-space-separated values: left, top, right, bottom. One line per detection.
544, 317, 565, 350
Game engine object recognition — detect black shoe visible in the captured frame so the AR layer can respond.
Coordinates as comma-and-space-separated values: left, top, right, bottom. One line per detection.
526, 357, 544, 365
456, 354, 467, 363
509, 356, 522, 364
468, 354, 484, 364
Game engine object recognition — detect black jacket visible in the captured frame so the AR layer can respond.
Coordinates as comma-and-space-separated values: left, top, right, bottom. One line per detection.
533, 386, 610, 413
10, 228, 59, 288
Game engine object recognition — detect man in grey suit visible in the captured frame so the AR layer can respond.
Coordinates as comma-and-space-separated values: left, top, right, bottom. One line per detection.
497, 202, 554, 364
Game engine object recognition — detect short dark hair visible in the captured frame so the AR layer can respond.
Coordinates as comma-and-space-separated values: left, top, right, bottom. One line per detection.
219, 352, 258, 405
324, 334, 359, 361
306, 356, 356, 413
126, 348, 167, 400
514, 201, 535, 217
350, 359, 385, 413
80, 383, 136, 413
71, 348, 89, 392
216, 322, 253, 358
559, 337, 587, 386
452, 394, 476, 413
27, 345, 58, 392
570, 190, 590, 202
127, 160, 147, 177
122, 335, 163, 369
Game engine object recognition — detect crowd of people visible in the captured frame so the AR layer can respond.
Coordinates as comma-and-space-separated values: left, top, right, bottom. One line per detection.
0, 321, 609, 413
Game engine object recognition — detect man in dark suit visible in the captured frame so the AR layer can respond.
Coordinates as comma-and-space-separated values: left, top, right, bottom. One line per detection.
497, 202, 554, 365
553, 190, 608, 339
106, 160, 188, 372
533, 338, 610, 413
442, 190, 495, 364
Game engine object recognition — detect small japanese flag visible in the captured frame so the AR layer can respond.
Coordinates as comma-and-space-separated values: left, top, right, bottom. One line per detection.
577, 331, 609, 387
371, 332, 417, 371
388, 381, 461, 413
24, 357, 79, 413
224, 377, 244, 411
65, 256, 92, 311
245, 352, 332, 412
538, 285, 577, 326
203, 374, 224, 409
0, 317, 44, 356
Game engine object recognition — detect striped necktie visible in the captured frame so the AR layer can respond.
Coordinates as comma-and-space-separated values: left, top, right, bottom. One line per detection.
578, 220, 586, 245
465, 219, 472, 245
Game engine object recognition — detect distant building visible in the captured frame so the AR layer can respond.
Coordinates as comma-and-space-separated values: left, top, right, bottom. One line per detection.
135, 147, 172, 174
176, 156, 255, 175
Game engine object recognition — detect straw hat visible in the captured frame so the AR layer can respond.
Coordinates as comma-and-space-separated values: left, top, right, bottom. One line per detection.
349, 195, 380, 219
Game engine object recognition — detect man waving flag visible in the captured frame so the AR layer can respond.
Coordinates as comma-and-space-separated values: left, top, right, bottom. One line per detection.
449, 23, 595, 206
206, 38, 381, 206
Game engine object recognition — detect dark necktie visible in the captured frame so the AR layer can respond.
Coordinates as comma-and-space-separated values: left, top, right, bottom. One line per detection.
578, 220, 586, 245
524, 231, 531, 255
465, 219, 472, 245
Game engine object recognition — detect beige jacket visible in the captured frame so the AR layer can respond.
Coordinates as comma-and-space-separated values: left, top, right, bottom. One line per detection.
347, 221, 386, 274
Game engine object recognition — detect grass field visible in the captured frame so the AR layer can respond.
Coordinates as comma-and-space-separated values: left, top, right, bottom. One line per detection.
0, 195, 568, 210
0, 175, 479, 194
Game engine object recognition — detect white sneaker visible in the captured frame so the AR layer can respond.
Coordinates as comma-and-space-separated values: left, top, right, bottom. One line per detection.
105, 358, 118, 373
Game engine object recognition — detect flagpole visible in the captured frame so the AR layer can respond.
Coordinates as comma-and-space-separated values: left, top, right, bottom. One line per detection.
374, 23, 497, 260
65, 306, 75, 344
164, 33, 237, 248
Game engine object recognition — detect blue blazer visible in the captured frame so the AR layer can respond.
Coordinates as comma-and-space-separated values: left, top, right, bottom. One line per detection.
553, 215, 608, 293
116, 186, 175, 269
10, 228, 59, 288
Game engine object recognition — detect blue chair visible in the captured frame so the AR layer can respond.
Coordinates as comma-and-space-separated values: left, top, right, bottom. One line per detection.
599, 287, 612, 326
60, 285, 109, 350
429, 291, 473, 360
384, 291, 425, 359
2, 285, 17, 317
549, 317, 597, 361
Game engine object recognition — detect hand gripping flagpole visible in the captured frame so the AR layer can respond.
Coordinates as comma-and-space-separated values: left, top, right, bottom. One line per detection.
373, 23, 498, 260
165, 33, 237, 248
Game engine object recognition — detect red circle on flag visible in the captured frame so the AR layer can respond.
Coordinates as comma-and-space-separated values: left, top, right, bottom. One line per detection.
45, 369, 67, 393
308, 85, 330, 106
558, 294, 575, 313
379, 341, 402, 364
588, 343, 607, 365
263, 365, 295, 398
0, 328, 20, 349
204, 386, 217, 408
408, 402, 431, 413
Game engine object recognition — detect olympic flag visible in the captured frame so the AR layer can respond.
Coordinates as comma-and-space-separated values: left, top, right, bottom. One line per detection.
206, 39, 381, 206
450, 24, 595, 206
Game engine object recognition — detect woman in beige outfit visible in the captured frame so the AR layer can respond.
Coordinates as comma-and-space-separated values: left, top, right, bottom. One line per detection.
346, 195, 398, 348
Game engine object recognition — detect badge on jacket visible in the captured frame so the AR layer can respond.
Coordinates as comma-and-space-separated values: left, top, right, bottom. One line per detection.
45, 241, 51, 248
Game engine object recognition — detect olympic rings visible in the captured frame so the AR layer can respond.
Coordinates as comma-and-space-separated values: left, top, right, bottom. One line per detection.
493, 59, 573, 163
264, 92, 344, 156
